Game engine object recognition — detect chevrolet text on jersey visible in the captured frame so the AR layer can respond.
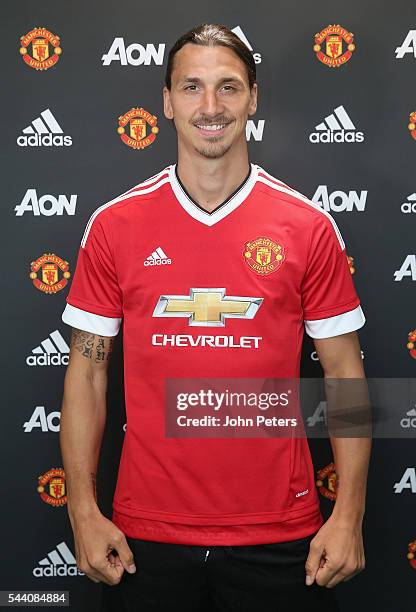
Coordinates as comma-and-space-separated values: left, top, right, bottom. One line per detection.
62, 163, 365, 546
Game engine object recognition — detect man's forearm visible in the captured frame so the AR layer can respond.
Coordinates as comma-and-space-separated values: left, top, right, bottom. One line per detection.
330, 435, 371, 523
60, 368, 107, 519
323, 372, 372, 524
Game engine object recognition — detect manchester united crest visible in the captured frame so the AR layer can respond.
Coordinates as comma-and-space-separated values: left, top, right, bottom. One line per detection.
30, 253, 71, 294
313, 25, 355, 68
316, 462, 338, 501
117, 107, 159, 149
408, 540, 416, 570
243, 237, 285, 276
37, 468, 67, 507
408, 111, 416, 140
407, 330, 416, 359
19, 28, 62, 70
347, 254, 355, 274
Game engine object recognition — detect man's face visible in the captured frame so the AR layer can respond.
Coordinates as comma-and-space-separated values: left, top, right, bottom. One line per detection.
163, 43, 257, 160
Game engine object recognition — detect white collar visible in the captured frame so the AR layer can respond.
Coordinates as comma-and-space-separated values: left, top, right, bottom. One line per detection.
168, 163, 258, 226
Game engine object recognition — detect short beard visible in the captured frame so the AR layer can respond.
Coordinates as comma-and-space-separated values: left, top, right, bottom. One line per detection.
194, 138, 233, 159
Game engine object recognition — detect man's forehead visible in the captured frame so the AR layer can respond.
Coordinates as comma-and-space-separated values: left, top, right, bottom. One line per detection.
172, 44, 248, 81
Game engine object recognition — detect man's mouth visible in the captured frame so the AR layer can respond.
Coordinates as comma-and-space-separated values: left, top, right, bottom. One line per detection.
194, 122, 231, 136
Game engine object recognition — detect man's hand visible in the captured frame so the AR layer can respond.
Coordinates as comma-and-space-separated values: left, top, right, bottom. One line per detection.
304, 514, 365, 588
70, 507, 137, 585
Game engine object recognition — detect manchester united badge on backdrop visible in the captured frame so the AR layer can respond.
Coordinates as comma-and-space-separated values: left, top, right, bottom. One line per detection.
408, 111, 416, 140
408, 539, 416, 570
316, 463, 338, 501
407, 330, 416, 359
313, 25, 355, 67
19, 28, 62, 70
347, 255, 355, 274
117, 107, 159, 149
37, 468, 67, 507
29, 253, 71, 294
243, 237, 286, 276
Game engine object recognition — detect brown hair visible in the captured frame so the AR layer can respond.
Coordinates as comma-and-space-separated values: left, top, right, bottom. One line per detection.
165, 23, 256, 90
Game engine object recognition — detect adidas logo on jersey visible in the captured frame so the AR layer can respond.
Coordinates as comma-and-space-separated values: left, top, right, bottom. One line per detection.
309, 105, 364, 143
17, 108, 72, 147
33, 541, 83, 577
144, 247, 172, 266
26, 330, 69, 366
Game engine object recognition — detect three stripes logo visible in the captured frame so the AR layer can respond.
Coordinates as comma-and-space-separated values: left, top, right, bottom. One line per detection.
401, 193, 416, 214
400, 407, 416, 429
144, 246, 172, 267
33, 541, 83, 577
17, 108, 72, 147
26, 330, 70, 366
231, 26, 262, 64
309, 105, 364, 143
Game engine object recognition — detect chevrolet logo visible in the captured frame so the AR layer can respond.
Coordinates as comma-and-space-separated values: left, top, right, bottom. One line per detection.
153, 288, 263, 327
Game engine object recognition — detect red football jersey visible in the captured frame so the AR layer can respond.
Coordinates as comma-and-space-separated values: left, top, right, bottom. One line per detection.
62, 163, 365, 545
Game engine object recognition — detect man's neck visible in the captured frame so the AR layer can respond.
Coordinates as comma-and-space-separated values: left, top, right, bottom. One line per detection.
176, 149, 251, 213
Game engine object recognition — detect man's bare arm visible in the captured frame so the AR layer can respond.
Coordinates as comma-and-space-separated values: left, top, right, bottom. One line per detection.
313, 330, 371, 524
59, 328, 135, 585
60, 328, 114, 519
304, 330, 370, 588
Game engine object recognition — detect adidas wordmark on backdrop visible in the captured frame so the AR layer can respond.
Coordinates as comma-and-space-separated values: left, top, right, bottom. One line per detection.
309, 105, 364, 143
27, 330, 69, 366
62, 163, 366, 545
17, 108, 72, 147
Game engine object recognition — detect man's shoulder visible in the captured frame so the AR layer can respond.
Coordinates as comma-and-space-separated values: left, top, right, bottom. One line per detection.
98, 164, 172, 217
81, 165, 172, 247
255, 163, 338, 227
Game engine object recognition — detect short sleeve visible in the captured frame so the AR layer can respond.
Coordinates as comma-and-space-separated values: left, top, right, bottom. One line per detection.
301, 214, 365, 339
61, 213, 123, 336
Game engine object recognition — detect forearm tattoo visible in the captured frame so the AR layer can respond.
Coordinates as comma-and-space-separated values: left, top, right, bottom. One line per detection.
71, 328, 114, 362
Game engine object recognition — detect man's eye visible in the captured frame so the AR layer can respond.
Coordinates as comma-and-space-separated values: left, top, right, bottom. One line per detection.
221, 85, 236, 92
184, 85, 198, 91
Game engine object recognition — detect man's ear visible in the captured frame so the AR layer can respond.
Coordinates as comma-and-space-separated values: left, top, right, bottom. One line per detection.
248, 82, 258, 117
163, 86, 174, 120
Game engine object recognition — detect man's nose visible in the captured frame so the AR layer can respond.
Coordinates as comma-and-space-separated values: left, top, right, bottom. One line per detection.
199, 90, 224, 117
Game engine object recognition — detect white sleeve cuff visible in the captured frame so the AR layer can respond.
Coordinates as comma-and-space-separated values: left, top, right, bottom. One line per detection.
62, 303, 122, 337
304, 304, 365, 339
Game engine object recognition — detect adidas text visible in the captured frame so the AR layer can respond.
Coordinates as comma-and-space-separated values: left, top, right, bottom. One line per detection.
27, 353, 69, 366
18, 108, 72, 147
309, 130, 364, 143
17, 134, 72, 147
33, 565, 84, 577
144, 258, 172, 267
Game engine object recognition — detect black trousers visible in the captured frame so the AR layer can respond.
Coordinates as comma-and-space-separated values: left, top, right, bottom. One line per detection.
100, 532, 340, 612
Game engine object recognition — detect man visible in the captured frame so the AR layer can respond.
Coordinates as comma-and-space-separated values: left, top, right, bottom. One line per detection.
60, 23, 370, 611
